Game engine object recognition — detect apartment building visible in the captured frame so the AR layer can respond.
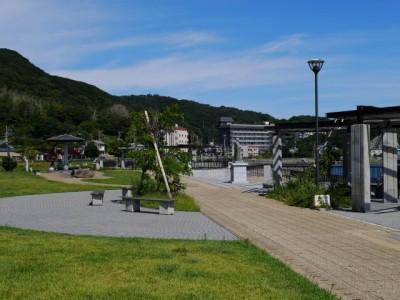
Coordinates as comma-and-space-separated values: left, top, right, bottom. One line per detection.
218, 117, 274, 157
164, 124, 189, 149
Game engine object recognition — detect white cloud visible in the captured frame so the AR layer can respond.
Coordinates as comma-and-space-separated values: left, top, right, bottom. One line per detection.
53, 50, 304, 95
257, 34, 305, 54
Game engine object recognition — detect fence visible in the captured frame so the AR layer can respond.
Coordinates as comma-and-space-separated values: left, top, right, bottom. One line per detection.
331, 164, 386, 183
246, 163, 313, 178
248, 163, 392, 183
190, 160, 229, 169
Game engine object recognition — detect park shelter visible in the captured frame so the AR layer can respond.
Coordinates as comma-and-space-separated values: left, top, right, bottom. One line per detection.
271, 105, 400, 212
47, 134, 84, 166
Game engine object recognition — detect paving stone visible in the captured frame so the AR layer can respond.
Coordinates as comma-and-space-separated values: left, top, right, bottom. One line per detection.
0, 190, 237, 240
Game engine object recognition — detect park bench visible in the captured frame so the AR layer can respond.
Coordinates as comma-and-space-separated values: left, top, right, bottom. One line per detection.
122, 196, 175, 215
90, 190, 105, 206
30, 167, 41, 175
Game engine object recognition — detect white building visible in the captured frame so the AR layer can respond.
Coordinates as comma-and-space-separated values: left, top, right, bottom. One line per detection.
164, 125, 189, 150
91, 140, 106, 155
218, 117, 274, 157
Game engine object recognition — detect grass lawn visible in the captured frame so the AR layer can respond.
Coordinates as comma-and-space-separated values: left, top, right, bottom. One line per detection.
0, 226, 336, 299
0, 170, 114, 198
0, 169, 200, 211
83, 169, 141, 185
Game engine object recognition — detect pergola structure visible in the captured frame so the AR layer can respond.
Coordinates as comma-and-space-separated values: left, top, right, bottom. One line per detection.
47, 134, 85, 166
269, 105, 400, 212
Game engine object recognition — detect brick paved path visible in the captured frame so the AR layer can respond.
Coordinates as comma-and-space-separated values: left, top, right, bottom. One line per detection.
183, 177, 400, 300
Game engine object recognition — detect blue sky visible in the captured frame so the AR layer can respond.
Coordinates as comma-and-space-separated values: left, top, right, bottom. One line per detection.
1, 0, 399, 119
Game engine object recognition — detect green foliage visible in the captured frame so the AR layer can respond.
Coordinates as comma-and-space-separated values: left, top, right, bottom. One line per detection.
269, 165, 352, 209
84, 142, 100, 159
320, 143, 341, 178
268, 167, 324, 208
23, 146, 40, 161
326, 182, 352, 208
106, 137, 126, 156
0, 156, 17, 171
127, 105, 192, 194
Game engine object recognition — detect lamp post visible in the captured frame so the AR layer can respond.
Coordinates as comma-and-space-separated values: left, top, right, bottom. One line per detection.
308, 59, 324, 188
223, 134, 226, 157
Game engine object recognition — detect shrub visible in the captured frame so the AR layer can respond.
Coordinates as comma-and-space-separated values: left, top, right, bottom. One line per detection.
269, 179, 323, 208
269, 166, 353, 209
268, 166, 324, 208
1, 156, 18, 171
326, 181, 352, 208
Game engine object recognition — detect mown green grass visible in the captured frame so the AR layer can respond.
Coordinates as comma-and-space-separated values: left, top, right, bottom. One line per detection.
0, 226, 336, 299
0, 169, 199, 211
83, 169, 141, 185
140, 191, 200, 212
0, 170, 114, 198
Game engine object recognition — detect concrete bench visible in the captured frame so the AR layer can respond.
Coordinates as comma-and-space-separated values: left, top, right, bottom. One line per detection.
30, 168, 41, 175
122, 196, 174, 215
90, 190, 105, 206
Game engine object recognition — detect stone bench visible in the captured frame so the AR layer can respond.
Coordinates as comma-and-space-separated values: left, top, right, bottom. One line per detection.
90, 190, 105, 206
30, 168, 41, 175
122, 196, 174, 215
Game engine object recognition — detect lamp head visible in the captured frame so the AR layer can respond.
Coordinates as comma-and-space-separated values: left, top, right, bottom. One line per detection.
308, 59, 324, 74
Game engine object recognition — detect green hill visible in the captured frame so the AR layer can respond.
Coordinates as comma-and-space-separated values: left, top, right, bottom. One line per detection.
0, 48, 278, 148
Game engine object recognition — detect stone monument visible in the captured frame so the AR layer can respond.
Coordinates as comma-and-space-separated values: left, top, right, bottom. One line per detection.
230, 140, 248, 184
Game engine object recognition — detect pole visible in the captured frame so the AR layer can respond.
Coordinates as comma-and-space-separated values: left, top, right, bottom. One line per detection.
315, 72, 320, 188
5, 125, 10, 157
144, 111, 172, 199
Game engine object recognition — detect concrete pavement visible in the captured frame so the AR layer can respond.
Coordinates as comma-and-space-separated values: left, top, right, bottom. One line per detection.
0, 190, 237, 240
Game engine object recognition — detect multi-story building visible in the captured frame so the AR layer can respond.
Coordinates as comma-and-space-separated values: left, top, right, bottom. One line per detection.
164, 124, 189, 150
218, 117, 274, 157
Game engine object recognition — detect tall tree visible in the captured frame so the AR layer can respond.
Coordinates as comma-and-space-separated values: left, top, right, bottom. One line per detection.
127, 104, 192, 194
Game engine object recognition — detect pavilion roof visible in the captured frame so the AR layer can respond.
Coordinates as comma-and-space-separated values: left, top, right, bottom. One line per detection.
47, 134, 85, 143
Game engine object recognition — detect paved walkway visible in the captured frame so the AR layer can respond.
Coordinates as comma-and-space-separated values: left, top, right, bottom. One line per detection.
182, 176, 400, 300
0, 190, 237, 240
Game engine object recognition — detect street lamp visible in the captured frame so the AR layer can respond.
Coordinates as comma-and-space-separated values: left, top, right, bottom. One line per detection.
223, 134, 226, 157
308, 59, 324, 188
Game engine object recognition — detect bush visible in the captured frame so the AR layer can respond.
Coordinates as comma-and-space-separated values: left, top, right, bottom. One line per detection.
268, 167, 353, 209
268, 166, 324, 208
1, 156, 18, 171
326, 182, 352, 208
269, 179, 323, 208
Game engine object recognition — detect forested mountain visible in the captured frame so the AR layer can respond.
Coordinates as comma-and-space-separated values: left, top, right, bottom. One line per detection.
0, 48, 284, 149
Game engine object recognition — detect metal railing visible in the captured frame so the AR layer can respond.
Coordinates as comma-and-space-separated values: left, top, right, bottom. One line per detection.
190, 160, 229, 169
246, 163, 313, 178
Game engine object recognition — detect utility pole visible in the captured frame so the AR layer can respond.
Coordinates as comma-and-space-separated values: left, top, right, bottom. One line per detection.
5, 125, 11, 157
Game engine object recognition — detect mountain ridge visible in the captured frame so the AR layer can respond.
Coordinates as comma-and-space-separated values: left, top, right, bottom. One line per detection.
0, 48, 308, 148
